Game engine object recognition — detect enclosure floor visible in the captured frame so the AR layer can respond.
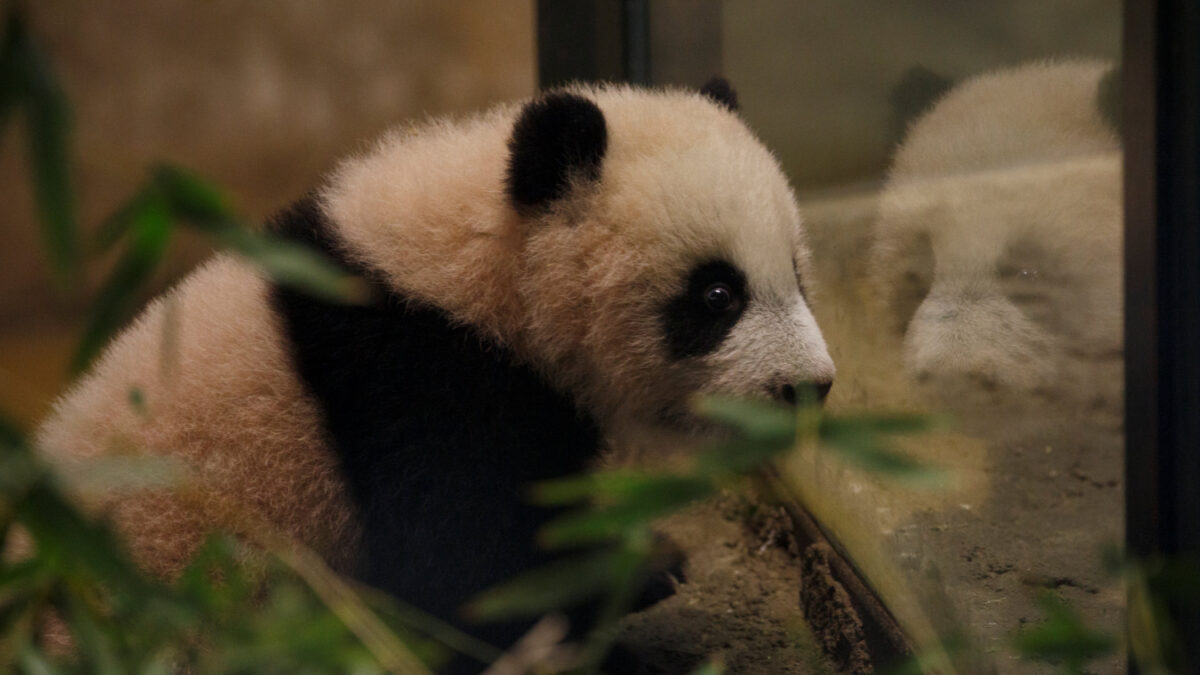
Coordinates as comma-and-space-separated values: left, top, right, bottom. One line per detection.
797, 187, 1125, 674
618, 498, 835, 674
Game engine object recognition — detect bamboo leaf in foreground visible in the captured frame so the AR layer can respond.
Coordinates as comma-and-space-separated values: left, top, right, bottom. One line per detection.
0, 413, 25, 448
149, 164, 367, 304
207, 224, 367, 304
2, 9, 79, 286
466, 550, 622, 622
71, 196, 173, 374
694, 436, 796, 475
693, 396, 796, 442
61, 590, 124, 675
820, 413, 942, 437
26, 89, 77, 287
819, 414, 945, 484
690, 662, 726, 675
17, 648, 60, 675
538, 479, 712, 549
531, 471, 709, 506
694, 396, 941, 482
91, 189, 156, 255
1012, 591, 1116, 674
15, 483, 146, 593
153, 164, 230, 222
0, 10, 24, 143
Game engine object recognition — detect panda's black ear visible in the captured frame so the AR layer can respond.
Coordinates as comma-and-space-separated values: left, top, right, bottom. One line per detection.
506, 92, 607, 213
700, 77, 738, 112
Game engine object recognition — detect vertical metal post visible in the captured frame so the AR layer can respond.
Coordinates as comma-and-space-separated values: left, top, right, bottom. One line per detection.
622, 0, 651, 86
1125, 0, 1200, 671
536, 0, 720, 90
536, 0, 625, 90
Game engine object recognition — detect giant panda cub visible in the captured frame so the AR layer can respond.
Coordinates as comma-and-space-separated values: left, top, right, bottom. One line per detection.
870, 60, 1121, 414
37, 79, 835, 667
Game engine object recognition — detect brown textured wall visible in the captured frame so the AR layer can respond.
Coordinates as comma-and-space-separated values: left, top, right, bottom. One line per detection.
0, 1, 534, 423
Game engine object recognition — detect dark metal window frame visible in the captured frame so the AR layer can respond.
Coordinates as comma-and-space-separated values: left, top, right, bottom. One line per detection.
537, 0, 1200, 671
536, 1, 645, 89
1125, 1, 1200, 671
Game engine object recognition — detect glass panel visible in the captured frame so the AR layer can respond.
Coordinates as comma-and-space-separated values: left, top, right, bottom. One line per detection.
721, 2, 1124, 670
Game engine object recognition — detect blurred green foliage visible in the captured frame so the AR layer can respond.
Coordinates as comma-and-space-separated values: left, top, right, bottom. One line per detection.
74, 163, 364, 374
1012, 592, 1117, 674
0, 415, 446, 674
468, 392, 941, 672
0, 7, 77, 288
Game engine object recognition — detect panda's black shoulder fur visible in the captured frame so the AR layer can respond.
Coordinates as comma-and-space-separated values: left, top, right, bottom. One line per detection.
267, 197, 602, 655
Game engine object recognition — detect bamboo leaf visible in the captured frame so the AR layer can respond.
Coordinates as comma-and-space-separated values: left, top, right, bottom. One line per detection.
145, 165, 364, 303
820, 413, 942, 437
0, 560, 48, 615
693, 396, 796, 442
818, 415, 945, 484
694, 436, 796, 475
539, 479, 712, 548
153, 164, 231, 222
17, 647, 63, 675
690, 662, 726, 675
26, 90, 77, 286
71, 197, 173, 373
0, 413, 25, 450
209, 224, 367, 304
9, 10, 79, 286
0, 10, 25, 137
531, 471, 706, 506
92, 187, 155, 255
16, 484, 145, 592
466, 550, 621, 621
0, 452, 41, 495
53, 455, 184, 496
1012, 591, 1116, 673
61, 589, 126, 675
176, 535, 253, 610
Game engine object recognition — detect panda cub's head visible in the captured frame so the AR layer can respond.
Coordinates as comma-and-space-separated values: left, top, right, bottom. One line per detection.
504, 81, 834, 429
324, 81, 834, 435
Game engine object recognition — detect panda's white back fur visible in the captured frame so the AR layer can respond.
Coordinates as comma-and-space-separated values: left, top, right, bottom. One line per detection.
37, 258, 359, 577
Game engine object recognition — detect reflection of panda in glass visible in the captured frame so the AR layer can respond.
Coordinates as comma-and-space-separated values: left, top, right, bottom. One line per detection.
37, 80, 834, 668
871, 60, 1121, 405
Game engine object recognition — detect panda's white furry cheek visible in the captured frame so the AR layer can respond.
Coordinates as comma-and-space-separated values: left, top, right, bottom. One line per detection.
699, 298, 835, 400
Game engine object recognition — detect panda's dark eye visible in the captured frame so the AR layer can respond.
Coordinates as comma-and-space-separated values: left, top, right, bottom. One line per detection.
703, 283, 736, 312
661, 259, 747, 360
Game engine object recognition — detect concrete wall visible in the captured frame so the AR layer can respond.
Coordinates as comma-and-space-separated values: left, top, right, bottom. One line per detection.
0, 1, 534, 423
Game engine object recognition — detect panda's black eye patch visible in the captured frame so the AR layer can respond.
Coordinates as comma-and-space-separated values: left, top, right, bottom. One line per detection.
661, 260, 748, 360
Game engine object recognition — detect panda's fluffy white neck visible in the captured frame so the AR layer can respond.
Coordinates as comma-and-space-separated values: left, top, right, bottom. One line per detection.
320, 105, 528, 346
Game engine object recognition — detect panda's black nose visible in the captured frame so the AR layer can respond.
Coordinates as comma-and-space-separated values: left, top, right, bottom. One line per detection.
773, 381, 833, 406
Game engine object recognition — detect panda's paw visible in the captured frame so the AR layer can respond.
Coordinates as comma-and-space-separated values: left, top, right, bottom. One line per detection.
631, 534, 686, 613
